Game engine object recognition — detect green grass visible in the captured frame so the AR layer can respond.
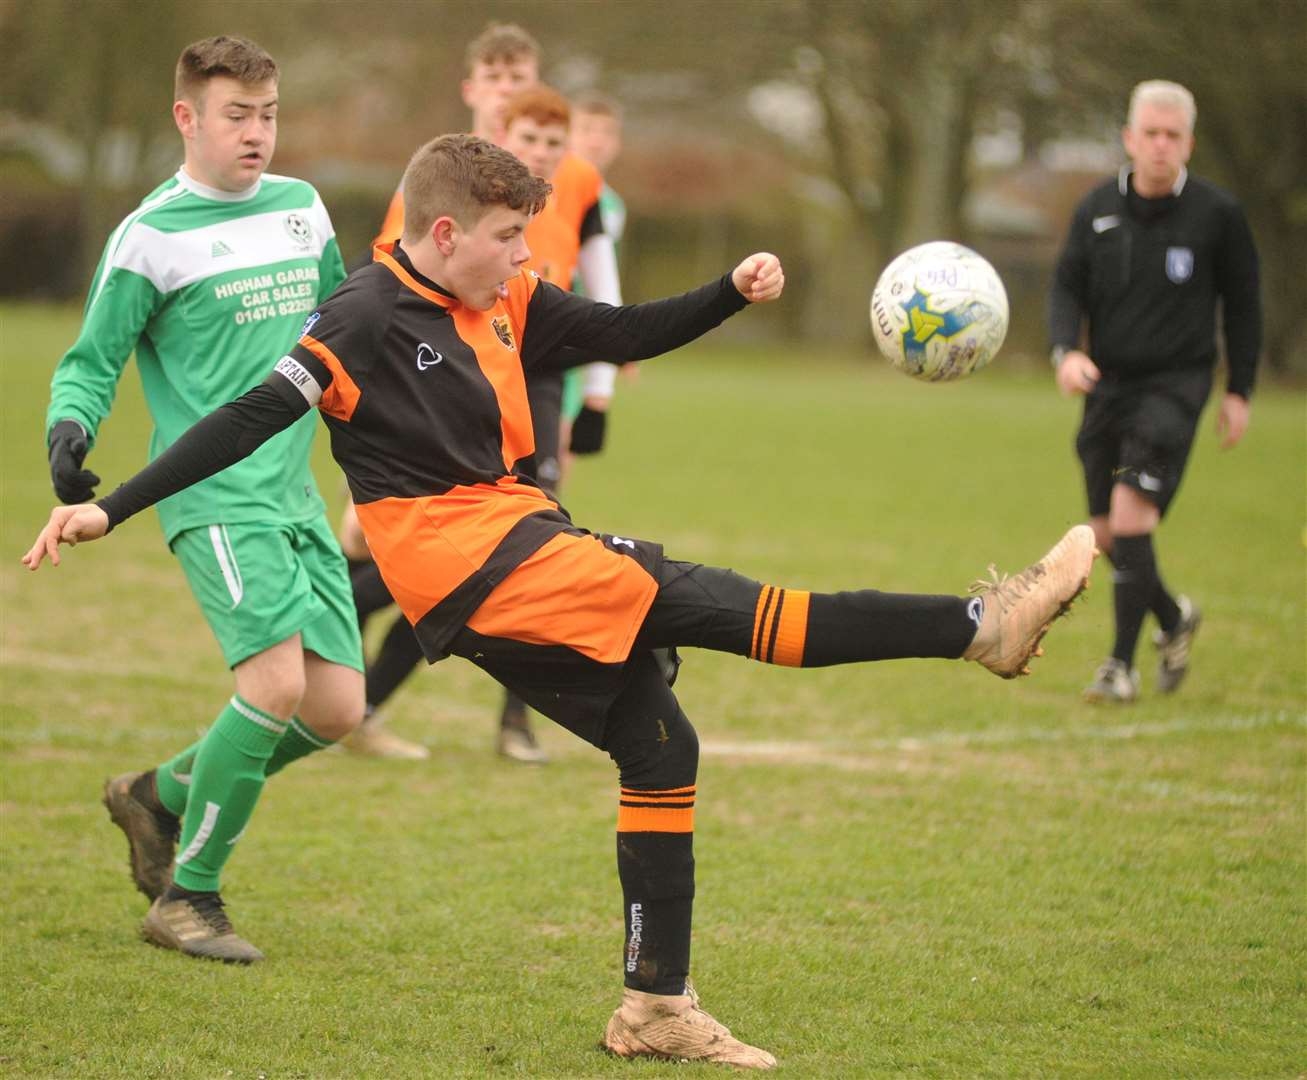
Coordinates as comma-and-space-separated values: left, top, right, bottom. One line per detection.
2, 302, 1303, 1078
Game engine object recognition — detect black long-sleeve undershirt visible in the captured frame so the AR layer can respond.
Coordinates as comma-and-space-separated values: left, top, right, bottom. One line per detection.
98, 381, 307, 530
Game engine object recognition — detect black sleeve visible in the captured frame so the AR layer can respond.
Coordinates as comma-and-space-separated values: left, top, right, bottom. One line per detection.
1048, 198, 1092, 350
96, 377, 311, 531
519, 274, 749, 373
1216, 200, 1262, 398
579, 199, 605, 242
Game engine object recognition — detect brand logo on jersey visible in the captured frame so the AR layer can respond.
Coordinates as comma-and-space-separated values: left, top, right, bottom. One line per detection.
1165, 247, 1194, 283
211, 240, 234, 257
416, 343, 443, 370
491, 315, 517, 351
299, 311, 321, 338
284, 212, 314, 250
1092, 214, 1122, 234
610, 536, 636, 550
1138, 472, 1163, 492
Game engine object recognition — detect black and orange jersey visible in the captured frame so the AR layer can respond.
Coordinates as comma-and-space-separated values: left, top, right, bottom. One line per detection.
281, 243, 743, 661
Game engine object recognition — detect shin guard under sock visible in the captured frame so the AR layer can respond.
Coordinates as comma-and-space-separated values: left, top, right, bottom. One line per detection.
617, 787, 696, 995
172, 695, 284, 892
154, 740, 201, 817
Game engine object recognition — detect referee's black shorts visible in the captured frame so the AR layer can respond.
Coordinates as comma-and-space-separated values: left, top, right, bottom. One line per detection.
1075, 365, 1212, 518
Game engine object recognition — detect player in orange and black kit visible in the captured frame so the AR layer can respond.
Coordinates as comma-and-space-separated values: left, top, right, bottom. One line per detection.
346, 27, 621, 762
31, 136, 1095, 1069
491, 84, 624, 756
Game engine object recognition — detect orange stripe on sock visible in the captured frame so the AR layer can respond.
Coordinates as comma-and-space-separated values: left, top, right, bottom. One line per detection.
770, 588, 810, 667
620, 785, 696, 798
751, 586, 775, 660
617, 803, 695, 833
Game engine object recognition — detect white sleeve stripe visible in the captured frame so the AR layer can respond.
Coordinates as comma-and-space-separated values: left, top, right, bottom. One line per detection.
90, 185, 188, 310
273, 355, 324, 407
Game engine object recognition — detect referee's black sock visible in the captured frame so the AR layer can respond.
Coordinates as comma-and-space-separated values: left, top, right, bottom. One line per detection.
1148, 549, 1182, 634
1110, 534, 1158, 666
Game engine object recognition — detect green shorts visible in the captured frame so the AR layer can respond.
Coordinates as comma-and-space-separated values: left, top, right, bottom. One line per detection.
171, 516, 364, 672
562, 366, 584, 424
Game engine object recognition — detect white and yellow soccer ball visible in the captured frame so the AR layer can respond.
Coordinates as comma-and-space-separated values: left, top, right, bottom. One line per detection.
870, 241, 1009, 381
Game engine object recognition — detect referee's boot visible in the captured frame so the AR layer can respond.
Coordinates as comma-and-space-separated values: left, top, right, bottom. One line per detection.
102, 769, 179, 901
963, 524, 1097, 678
1154, 594, 1201, 693
142, 886, 264, 964
604, 982, 776, 1069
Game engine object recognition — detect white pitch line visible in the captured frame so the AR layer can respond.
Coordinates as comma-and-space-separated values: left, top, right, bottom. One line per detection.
701, 709, 1305, 764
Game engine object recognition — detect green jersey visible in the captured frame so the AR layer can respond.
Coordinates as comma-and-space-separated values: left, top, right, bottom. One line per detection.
47, 168, 346, 542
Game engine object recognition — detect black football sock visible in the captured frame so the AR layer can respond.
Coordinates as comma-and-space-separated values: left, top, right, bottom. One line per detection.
639, 564, 978, 667
1149, 546, 1182, 633
753, 588, 978, 667
1110, 534, 1157, 665
364, 614, 427, 711
617, 812, 695, 996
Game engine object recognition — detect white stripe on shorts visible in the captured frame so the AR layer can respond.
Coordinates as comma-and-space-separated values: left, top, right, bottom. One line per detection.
208, 525, 244, 609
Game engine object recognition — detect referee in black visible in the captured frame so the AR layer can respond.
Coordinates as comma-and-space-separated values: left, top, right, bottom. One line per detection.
1048, 79, 1261, 703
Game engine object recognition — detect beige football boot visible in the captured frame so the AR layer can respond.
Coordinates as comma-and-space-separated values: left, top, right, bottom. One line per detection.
604, 984, 777, 1069
142, 892, 264, 964
495, 725, 549, 764
341, 716, 430, 760
102, 770, 179, 901
963, 524, 1097, 678
496, 695, 549, 764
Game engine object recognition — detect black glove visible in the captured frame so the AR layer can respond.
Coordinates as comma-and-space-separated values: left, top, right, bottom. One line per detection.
48, 419, 101, 503
569, 405, 608, 455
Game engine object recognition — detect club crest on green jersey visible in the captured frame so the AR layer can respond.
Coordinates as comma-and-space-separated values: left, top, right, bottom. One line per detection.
284, 213, 314, 250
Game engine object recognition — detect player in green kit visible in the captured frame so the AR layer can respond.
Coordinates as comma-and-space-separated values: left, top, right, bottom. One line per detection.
45, 36, 364, 963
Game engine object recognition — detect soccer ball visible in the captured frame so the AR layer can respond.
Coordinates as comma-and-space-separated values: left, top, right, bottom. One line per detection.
870, 241, 1009, 381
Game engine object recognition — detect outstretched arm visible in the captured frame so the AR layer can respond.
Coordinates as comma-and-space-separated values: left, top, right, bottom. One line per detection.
21, 374, 310, 571
522, 253, 784, 372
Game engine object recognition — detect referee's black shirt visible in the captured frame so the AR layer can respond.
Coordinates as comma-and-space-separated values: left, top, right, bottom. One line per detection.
1049, 167, 1261, 398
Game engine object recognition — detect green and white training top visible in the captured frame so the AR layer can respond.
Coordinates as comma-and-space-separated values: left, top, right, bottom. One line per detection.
47, 168, 347, 543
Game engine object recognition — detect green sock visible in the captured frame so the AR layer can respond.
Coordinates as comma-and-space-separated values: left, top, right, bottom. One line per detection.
154, 740, 201, 817
264, 716, 336, 778
172, 695, 285, 892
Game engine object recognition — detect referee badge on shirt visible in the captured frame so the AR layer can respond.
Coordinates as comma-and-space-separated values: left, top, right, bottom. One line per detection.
491, 315, 517, 351
1166, 247, 1194, 283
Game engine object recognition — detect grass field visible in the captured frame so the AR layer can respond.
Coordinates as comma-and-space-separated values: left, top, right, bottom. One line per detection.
2, 302, 1303, 1078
